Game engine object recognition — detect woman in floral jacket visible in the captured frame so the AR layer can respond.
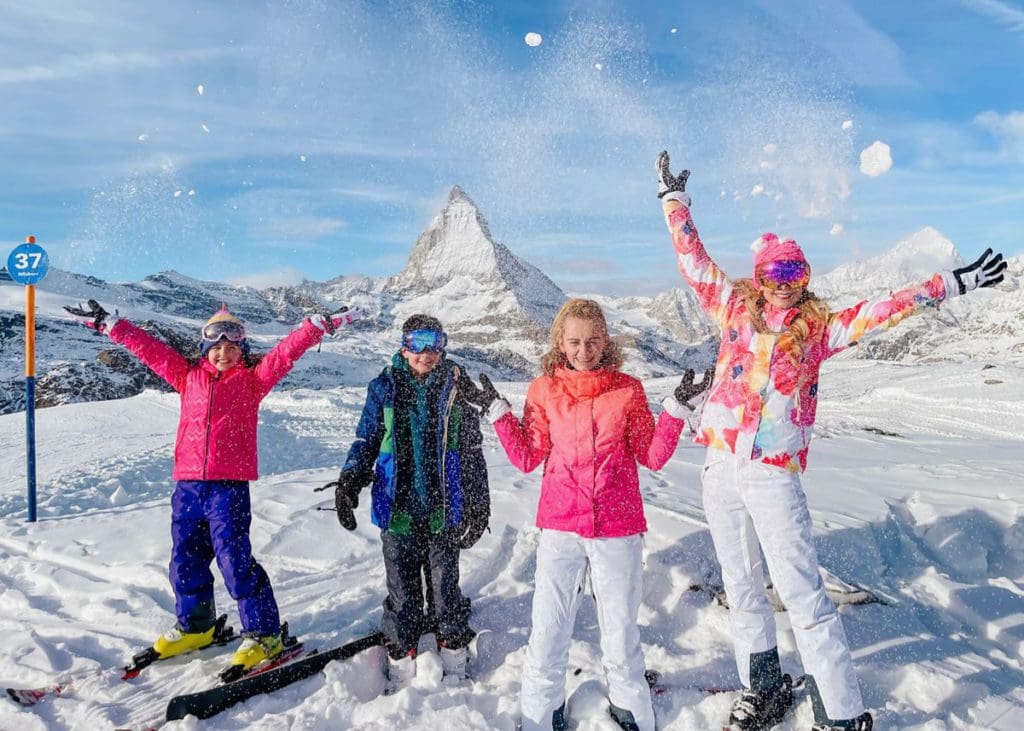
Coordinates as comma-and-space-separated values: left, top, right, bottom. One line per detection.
656, 152, 1006, 731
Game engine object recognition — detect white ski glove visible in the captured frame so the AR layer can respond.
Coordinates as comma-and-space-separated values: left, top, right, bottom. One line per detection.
309, 307, 364, 335
657, 151, 692, 207
941, 248, 1007, 297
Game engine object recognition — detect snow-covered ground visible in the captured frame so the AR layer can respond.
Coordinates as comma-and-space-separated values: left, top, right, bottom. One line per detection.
1, 359, 1022, 730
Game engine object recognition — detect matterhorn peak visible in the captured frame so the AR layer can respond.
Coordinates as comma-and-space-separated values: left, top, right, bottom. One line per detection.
388, 185, 565, 330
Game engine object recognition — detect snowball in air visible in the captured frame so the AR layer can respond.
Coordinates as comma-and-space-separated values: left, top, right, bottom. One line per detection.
671, 28, 678, 34
830, 223, 844, 236
201, 124, 210, 133
751, 184, 765, 197
594, 63, 603, 70
842, 120, 853, 130
137, 133, 149, 142
197, 84, 204, 96
524, 32, 542, 47
859, 141, 892, 177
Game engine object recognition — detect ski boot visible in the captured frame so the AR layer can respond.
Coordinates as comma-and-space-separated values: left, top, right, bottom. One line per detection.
153, 616, 228, 659
811, 712, 873, 730
386, 647, 417, 693
219, 624, 293, 683
726, 673, 794, 730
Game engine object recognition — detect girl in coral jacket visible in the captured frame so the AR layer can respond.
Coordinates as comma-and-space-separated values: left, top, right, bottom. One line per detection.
655, 152, 1006, 731
459, 298, 711, 731
65, 300, 359, 677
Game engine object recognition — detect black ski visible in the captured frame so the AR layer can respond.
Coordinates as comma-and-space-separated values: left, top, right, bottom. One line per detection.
165, 630, 385, 722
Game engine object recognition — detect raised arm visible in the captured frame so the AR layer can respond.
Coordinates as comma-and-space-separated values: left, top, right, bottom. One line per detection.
824, 248, 1007, 357
65, 299, 191, 390
657, 152, 734, 327
253, 308, 362, 398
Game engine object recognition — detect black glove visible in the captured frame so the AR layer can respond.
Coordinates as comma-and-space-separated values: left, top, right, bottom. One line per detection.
674, 367, 715, 408
457, 504, 489, 550
318, 472, 361, 531
63, 299, 113, 333
951, 248, 1007, 295
457, 372, 501, 413
656, 151, 690, 199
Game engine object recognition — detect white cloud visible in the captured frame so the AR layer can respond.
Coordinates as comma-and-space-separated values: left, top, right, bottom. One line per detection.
225, 267, 306, 289
973, 110, 1024, 160
959, 0, 1024, 33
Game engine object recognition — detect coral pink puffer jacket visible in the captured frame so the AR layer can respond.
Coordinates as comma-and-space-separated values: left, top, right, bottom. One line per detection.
493, 366, 684, 538
108, 319, 323, 481
665, 204, 950, 473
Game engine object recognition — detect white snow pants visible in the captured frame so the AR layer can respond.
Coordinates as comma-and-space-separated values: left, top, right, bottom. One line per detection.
520, 529, 655, 731
702, 450, 865, 721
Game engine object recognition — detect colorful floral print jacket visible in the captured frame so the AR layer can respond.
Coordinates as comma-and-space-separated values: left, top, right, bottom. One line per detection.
666, 204, 949, 472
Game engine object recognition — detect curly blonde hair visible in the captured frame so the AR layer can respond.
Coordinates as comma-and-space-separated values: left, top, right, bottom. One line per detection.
539, 298, 625, 376
733, 279, 831, 363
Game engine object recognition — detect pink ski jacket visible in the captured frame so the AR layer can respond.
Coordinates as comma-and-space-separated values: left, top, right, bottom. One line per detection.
108, 319, 323, 481
665, 204, 950, 472
493, 366, 684, 538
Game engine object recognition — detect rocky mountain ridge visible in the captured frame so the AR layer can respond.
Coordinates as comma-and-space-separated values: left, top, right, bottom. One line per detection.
1, 189, 1021, 414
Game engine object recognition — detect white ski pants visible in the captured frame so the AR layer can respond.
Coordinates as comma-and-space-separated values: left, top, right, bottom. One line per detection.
520, 529, 655, 731
702, 450, 865, 721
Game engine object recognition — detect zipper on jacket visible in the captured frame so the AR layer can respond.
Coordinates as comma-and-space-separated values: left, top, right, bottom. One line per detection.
203, 376, 217, 480
438, 368, 460, 529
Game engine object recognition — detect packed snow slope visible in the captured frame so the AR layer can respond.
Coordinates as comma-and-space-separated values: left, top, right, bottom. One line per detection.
1, 358, 1022, 730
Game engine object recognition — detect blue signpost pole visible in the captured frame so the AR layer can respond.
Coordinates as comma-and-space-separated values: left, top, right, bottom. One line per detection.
8, 236, 49, 523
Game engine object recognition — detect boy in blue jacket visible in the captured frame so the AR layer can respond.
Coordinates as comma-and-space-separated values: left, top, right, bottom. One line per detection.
329, 314, 489, 686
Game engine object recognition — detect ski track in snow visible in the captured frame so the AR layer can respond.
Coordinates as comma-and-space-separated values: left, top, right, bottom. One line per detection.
1, 361, 1023, 729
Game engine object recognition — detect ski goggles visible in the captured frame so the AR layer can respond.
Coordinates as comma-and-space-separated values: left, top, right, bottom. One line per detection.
756, 259, 810, 290
402, 329, 447, 353
201, 320, 247, 343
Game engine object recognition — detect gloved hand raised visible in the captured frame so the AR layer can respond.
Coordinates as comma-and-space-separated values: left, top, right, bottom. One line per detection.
457, 372, 501, 413
308, 306, 365, 335
674, 367, 714, 408
662, 367, 714, 420
949, 248, 1007, 296
63, 299, 118, 334
457, 503, 490, 550
316, 472, 361, 531
656, 151, 692, 206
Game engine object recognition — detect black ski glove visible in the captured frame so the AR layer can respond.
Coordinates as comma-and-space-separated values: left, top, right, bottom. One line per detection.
63, 299, 116, 333
656, 151, 691, 200
457, 503, 490, 550
457, 372, 501, 414
674, 367, 715, 408
951, 248, 1007, 295
318, 472, 361, 531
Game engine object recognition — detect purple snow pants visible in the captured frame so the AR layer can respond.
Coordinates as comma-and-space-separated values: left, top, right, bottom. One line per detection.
170, 480, 280, 635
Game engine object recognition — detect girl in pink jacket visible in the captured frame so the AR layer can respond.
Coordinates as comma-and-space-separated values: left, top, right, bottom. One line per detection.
66, 300, 357, 678
656, 152, 1006, 731
460, 298, 710, 731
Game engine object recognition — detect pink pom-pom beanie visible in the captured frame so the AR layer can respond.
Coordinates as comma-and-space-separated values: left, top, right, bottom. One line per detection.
751, 233, 809, 280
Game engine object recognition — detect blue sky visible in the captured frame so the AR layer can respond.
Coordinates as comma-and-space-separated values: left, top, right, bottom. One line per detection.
1, 0, 1022, 296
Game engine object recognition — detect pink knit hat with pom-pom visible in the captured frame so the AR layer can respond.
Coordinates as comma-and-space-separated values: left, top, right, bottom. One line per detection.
751, 233, 809, 280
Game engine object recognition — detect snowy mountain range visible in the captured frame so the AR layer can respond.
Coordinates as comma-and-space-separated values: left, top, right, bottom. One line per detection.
1, 188, 1021, 414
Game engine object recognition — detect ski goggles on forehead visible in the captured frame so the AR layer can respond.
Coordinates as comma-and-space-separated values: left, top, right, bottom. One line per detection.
402, 329, 447, 353
201, 320, 247, 343
757, 259, 810, 290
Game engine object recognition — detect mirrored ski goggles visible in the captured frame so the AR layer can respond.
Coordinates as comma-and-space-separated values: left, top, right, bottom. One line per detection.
201, 320, 247, 343
756, 259, 810, 290
402, 329, 447, 353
